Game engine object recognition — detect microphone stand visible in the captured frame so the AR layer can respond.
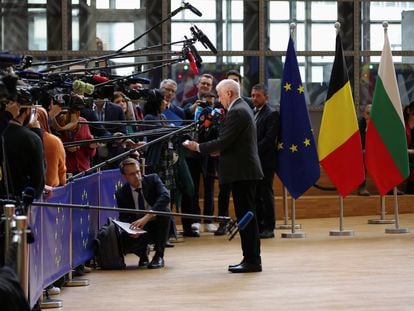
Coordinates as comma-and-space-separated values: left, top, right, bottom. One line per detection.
116, 4, 188, 53
77, 120, 195, 126
67, 123, 195, 182
32, 201, 233, 226
62, 127, 183, 148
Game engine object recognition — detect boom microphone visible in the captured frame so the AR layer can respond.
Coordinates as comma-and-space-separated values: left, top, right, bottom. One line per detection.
184, 2, 202, 17
191, 25, 218, 54
228, 211, 254, 241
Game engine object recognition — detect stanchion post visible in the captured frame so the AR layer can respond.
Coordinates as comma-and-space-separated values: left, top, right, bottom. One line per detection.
385, 187, 410, 234
13, 215, 29, 299
3, 204, 16, 263
329, 196, 354, 236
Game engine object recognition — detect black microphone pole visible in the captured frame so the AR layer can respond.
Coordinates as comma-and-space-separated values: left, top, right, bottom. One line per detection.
67, 122, 196, 182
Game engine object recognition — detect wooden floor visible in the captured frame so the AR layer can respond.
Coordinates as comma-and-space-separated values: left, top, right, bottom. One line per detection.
52, 213, 414, 311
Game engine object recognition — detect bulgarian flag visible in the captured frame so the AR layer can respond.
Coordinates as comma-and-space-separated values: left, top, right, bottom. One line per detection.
365, 25, 409, 195
318, 31, 365, 197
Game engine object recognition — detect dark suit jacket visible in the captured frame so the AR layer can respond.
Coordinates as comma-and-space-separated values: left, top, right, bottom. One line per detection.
199, 98, 263, 184
182, 95, 198, 120
255, 104, 279, 170
115, 174, 171, 224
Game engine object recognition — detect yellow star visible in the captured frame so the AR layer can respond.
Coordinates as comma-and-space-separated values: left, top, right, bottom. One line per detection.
277, 142, 284, 150
289, 144, 298, 153
303, 138, 311, 146
283, 82, 291, 92
297, 85, 305, 93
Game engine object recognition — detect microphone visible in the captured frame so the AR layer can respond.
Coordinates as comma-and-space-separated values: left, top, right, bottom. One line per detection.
228, 211, 254, 241
0, 52, 23, 65
186, 51, 199, 75
191, 25, 218, 54
20, 187, 35, 215
184, 2, 202, 17
91, 74, 109, 84
188, 43, 202, 68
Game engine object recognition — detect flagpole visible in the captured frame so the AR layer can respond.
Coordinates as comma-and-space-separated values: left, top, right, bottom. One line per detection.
330, 196, 354, 236
367, 196, 395, 224
281, 197, 305, 239
276, 186, 301, 230
385, 186, 409, 233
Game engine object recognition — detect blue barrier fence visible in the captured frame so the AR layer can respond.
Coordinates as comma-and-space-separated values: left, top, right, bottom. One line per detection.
28, 169, 123, 308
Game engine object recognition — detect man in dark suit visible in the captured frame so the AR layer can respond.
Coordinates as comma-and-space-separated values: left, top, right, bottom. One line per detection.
251, 84, 279, 239
160, 79, 185, 126
183, 79, 264, 273
115, 157, 171, 269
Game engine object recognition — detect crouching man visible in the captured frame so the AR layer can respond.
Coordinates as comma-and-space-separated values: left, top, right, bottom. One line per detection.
115, 157, 171, 269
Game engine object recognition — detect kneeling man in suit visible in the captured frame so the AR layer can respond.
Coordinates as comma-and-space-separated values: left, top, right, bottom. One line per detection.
115, 157, 171, 269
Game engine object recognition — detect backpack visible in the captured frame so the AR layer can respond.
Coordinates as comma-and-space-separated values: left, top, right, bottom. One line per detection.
94, 218, 126, 270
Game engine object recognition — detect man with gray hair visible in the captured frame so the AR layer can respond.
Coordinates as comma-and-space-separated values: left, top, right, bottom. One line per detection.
183, 79, 263, 273
160, 79, 184, 125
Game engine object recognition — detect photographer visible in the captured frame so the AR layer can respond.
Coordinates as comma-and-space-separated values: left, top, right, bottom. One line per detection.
1, 88, 45, 199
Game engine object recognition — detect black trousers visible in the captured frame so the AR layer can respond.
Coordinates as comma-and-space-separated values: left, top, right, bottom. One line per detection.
255, 169, 275, 232
231, 180, 261, 264
121, 215, 170, 258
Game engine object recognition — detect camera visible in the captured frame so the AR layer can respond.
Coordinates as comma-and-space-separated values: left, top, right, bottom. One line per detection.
198, 100, 209, 109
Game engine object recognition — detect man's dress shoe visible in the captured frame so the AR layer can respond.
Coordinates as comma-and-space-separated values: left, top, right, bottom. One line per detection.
165, 240, 175, 248
259, 230, 275, 239
138, 256, 149, 268
214, 223, 227, 236
228, 262, 262, 273
148, 255, 164, 269
182, 230, 200, 237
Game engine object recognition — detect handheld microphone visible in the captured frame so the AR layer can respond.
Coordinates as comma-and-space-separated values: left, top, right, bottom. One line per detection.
91, 74, 109, 84
228, 211, 254, 241
186, 51, 199, 75
184, 2, 202, 17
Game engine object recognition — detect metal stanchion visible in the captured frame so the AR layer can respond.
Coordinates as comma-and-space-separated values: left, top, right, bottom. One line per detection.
13, 215, 29, 298
65, 204, 89, 287
329, 196, 354, 236
281, 198, 306, 238
368, 196, 395, 224
275, 187, 301, 230
385, 187, 410, 234
2, 204, 15, 263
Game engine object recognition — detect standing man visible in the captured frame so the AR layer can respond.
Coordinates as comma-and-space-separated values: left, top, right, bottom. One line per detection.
226, 70, 254, 109
183, 79, 263, 273
251, 84, 279, 239
160, 79, 185, 125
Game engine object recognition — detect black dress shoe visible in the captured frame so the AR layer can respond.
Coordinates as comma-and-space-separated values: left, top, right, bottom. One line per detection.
214, 223, 227, 236
228, 262, 262, 273
259, 230, 275, 239
148, 255, 164, 269
165, 241, 175, 248
182, 230, 200, 237
138, 256, 149, 268
228, 259, 246, 269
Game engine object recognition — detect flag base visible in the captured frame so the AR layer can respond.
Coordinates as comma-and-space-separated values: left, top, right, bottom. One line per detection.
275, 223, 301, 230
281, 232, 306, 239
65, 278, 89, 287
40, 299, 63, 309
385, 227, 410, 234
329, 229, 354, 236
367, 219, 395, 224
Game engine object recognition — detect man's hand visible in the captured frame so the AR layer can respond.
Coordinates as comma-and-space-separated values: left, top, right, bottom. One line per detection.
182, 140, 199, 152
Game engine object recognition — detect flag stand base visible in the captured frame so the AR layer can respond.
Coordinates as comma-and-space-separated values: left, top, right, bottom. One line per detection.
385, 227, 410, 234
40, 298, 63, 309
275, 223, 301, 230
65, 278, 89, 287
329, 229, 354, 237
368, 219, 395, 224
281, 232, 306, 238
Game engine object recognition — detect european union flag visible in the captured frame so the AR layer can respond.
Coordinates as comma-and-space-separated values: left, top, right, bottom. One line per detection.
275, 36, 320, 199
